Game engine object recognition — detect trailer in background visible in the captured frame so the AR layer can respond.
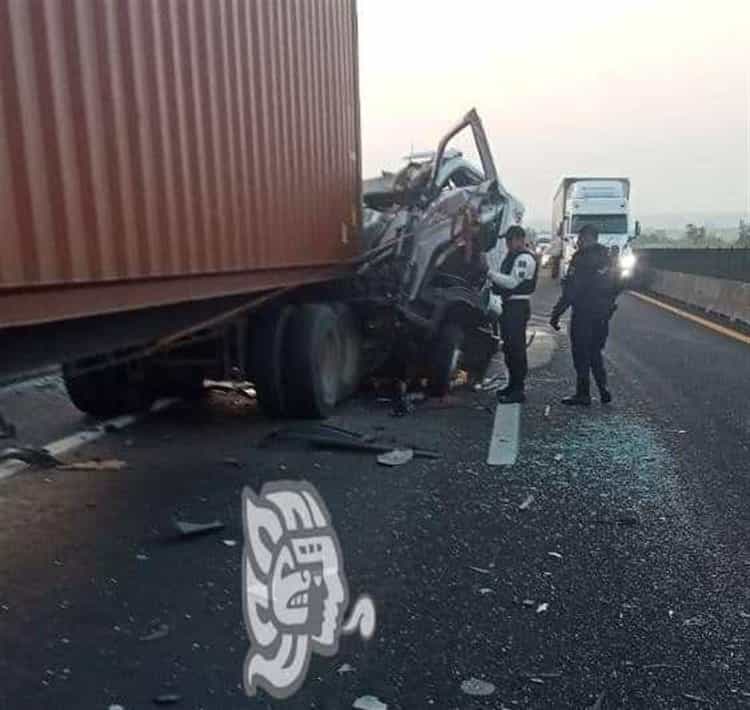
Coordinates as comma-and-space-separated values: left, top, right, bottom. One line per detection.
549, 177, 640, 278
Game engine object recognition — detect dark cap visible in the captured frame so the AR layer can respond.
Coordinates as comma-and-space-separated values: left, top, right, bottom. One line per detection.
504, 225, 526, 241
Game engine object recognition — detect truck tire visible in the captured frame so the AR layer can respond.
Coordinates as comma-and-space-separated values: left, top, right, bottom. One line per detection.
285, 304, 341, 418
428, 322, 464, 397
249, 305, 297, 418
332, 304, 362, 401
63, 358, 155, 417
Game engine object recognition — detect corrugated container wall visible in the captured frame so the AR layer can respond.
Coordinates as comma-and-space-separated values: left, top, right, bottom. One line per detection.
0, 0, 360, 328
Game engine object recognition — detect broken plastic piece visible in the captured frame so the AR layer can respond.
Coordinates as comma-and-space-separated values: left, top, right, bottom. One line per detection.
519, 494, 534, 510
353, 696, 387, 710
468, 565, 491, 575
173, 519, 225, 538
548, 552, 563, 560
377, 449, 414, 466
221, 539, 238, 547
140, 623, 170, 642
460, 678, 495, 696
337, 663, 355, 674
544, 405, 551, 418
536, 603, 549, 614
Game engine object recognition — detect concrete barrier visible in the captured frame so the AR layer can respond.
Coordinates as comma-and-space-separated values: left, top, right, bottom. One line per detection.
641, 269, 750, 327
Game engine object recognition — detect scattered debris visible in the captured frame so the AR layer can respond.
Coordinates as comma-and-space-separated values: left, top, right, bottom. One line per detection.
377, 449, 414, 467
528, 677, 545, 685
739, 611, 750, 619
221, 539, 238, 547
460, 677, 495, 696
262, 425, 440, 459
0, 446, 60, 468
643, 663, 684, 671
544, 405, 551, 418
478, 588, 493, 595
548, 552, 563, 560
108, 705, 125, 710
353, 695, 387, 710
677, 430, 687, 435
521, 671, 562, 680
468, 565, 491, 575
536, 603, 549, 614
337, 663, 355, 674
140, 622, 170, 642
173, 519, 225, 538
554, 453, 563, 462
221, 458, 241, 468
617, 510, 640, 526
519, 494, 535, 510
153, 693, 182, 705
57, 459, 127, 471
522, 599, 536, 607
682, 693, 710, 705
136, 553, 149, 561
683, 616, 708, 627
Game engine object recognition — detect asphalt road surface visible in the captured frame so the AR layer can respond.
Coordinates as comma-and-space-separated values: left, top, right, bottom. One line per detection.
1, 275, 748, 710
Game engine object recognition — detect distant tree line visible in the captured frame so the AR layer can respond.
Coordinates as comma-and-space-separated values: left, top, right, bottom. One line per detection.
639, 220, 750, 248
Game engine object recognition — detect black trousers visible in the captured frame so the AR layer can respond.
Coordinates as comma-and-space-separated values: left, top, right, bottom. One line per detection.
500, 300, 530, 390
570, 311, 609, 388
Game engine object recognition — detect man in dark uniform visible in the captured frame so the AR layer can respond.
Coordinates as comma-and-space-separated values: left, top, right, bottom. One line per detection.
549, 224, 618, 405
487, 226, 538, 404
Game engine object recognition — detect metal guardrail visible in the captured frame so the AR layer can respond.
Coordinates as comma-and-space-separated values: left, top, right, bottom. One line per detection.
635, 248, 750, 283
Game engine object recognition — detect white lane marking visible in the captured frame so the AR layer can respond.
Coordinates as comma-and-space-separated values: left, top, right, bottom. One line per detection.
487, 403, 521, 466
0, 398, 177, 482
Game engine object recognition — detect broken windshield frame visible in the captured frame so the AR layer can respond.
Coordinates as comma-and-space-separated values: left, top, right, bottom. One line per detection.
427, 108, 498, 202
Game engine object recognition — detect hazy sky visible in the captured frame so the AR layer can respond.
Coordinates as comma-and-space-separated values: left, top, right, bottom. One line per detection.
358, 0, 750, 226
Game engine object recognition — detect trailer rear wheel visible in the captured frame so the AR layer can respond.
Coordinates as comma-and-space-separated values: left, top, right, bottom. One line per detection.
428, 322, 464, 397
63, 358, 155, 417
285, 304, 341, 418
332, 304, 362, 401
248, 305, 297, 418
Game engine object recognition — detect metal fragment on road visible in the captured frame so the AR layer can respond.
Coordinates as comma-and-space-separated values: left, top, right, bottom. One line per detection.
57, 458, 127, 471
0, 446, 60, 467
460, 677, 495, 696
353, 695, 387, 710
221, 539, 238, 547
377, 448, 414, 466
536, 602, 549, 614
548, 552, 563, 560
173, 519, 225, 538
519, 494, 534, 510
478, 588, 493, 595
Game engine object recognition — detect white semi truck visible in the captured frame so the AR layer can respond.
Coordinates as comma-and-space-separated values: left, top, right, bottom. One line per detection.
549, 177, 640, 279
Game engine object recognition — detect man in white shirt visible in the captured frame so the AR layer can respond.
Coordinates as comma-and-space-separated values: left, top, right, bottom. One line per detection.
487, 226, 538, 404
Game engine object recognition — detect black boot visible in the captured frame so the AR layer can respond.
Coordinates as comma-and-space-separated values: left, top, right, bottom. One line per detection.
594, 375, 612, 404
498, 388, 526, 404
562, 378, 591, 406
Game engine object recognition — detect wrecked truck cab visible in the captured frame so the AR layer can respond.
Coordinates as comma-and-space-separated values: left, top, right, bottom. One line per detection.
358, 109, 525, 395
